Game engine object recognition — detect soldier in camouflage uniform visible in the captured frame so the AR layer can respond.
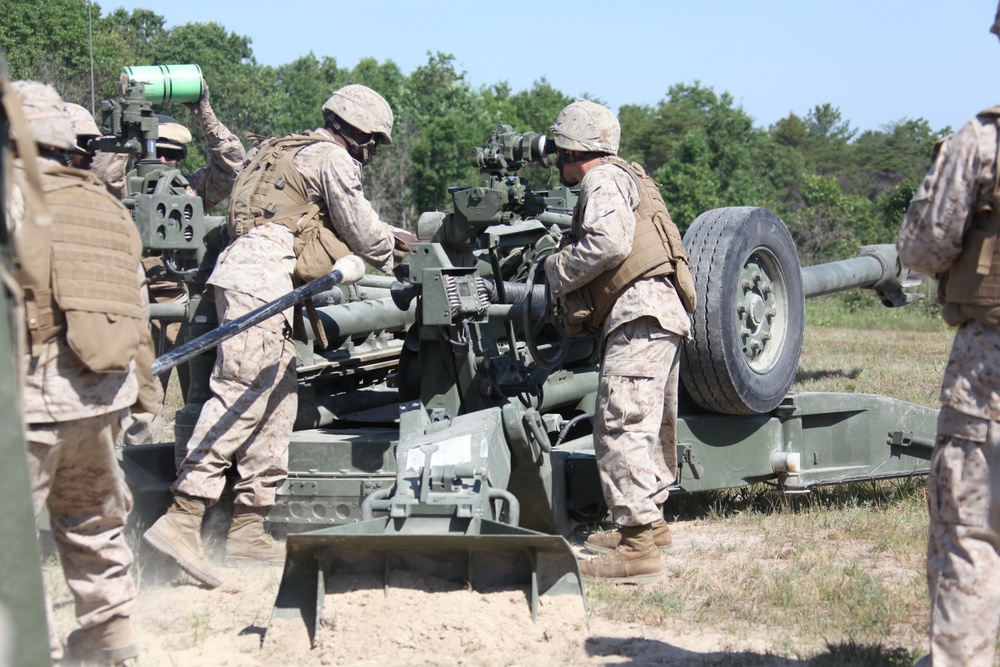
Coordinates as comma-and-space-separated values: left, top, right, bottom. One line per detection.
897, 7, 1000, 665
143, 84, 398, 588
65, 102, 164, 437
543, 101, 694, 582
7, 80, 160, 665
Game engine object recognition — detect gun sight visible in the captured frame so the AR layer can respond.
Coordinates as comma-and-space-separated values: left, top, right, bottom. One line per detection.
470, 125, 556, 172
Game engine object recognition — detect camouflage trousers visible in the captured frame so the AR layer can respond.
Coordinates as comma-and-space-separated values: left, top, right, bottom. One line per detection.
925, 408, 1000, 667
25, 409, 135, 645
172, 287, 298, 508
594, 316, 681, 527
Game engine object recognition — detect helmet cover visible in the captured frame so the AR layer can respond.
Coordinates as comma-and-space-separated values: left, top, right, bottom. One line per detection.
550, 100, 620, 155
322, 84, 394, 144
11, 80, 77, 152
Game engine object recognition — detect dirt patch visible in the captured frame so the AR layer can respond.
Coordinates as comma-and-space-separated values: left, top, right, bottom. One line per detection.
43, 518, 872, 666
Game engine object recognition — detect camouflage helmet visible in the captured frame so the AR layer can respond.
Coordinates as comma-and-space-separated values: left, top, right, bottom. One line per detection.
11, 80, 77, 152
322, 84, 393, 144
550, 100, 620, 155
155, 114, 192, 154
992, 0, 1000, 37
64, 102, 100, 140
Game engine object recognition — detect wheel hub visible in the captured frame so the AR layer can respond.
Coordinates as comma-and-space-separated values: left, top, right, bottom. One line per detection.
736, 254, 783, 372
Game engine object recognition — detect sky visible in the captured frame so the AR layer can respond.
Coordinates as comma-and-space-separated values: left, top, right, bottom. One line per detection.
98, 0, 1000, 135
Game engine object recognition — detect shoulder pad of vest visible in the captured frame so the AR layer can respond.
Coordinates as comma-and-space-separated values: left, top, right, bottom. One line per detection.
600, 156, 662, 188
37, 163, 93, 189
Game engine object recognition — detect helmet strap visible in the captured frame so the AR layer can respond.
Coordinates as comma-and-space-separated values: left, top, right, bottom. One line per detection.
327, 114, 379, 165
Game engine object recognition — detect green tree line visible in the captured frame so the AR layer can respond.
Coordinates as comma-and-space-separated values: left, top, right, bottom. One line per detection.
1, 0, 949, 262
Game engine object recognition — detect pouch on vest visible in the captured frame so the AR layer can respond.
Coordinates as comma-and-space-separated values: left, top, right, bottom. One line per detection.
558, 288, 598, 337
293, 223, 352, 283
65, 310, 141, 373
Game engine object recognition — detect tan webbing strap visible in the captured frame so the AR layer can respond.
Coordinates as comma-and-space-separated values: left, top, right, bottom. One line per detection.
291, 298, 329, 349
263, 202, 324, 233
304, 298, 328, 349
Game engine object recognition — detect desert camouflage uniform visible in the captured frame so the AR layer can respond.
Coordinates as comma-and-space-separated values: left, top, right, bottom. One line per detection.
8, 155, 154, 653
546, 162, 690, 527
173, 131, 393, 509
898, 112, 1000, 667
183, 102, 247, 211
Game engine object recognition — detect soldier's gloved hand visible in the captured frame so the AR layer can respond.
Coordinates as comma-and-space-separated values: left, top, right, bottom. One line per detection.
184, 80, 214, 122
390, 226, 417, 265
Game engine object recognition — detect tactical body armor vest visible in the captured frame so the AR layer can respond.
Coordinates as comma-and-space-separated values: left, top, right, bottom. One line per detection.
940, 106, 1000, 328
228, 132, 350, 281
570, 157, 695, 331
13, 161, 144, 372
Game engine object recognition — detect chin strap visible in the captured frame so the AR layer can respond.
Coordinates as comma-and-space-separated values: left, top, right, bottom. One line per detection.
327, 116, 379, 165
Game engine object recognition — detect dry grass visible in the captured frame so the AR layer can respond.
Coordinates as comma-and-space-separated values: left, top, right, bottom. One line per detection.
795, 327, 950, 408
587, 480, 930, 665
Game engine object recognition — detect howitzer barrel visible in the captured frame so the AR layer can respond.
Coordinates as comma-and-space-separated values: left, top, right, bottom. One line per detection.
147, 277, 394, 324
150, 256, 367, 376
313, 296, 415, 339
800, 244, 909, 299
148, 302, 185, 322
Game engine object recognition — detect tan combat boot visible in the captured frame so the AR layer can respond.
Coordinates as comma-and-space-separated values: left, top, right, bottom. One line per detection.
577, 523, 664, 583
64, 615, 138, 665
225, 506, 285, 564
143, 494, 222, 588
583, 517, 672, 555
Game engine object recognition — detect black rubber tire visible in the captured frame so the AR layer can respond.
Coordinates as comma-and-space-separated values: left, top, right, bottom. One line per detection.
679, 207, 804, 415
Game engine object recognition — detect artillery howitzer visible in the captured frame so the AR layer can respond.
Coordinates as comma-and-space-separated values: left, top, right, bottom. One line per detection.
117, 117, 936, 645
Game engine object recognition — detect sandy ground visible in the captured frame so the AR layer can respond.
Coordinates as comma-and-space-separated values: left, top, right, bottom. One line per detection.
42, 519, 839, 667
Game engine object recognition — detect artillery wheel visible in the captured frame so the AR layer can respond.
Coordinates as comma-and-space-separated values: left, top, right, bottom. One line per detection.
522, 252, 570, 371
680, 207, 804, 415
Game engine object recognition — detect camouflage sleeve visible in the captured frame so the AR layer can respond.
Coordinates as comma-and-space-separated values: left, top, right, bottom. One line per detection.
545, 164, 639, 297
300, 143, 394, 275
184, 101, 246, 211
91, 150, 128, 199
897, 119, 987, 275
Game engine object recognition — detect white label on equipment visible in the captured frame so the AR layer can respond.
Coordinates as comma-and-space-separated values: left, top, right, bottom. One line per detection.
405, 434, 473, 471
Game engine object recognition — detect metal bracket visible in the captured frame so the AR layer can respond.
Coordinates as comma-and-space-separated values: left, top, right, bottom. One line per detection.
678, 444, 703, 480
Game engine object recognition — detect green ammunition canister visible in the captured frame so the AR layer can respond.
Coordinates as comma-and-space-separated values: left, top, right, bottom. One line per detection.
121, 64, 203, 104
